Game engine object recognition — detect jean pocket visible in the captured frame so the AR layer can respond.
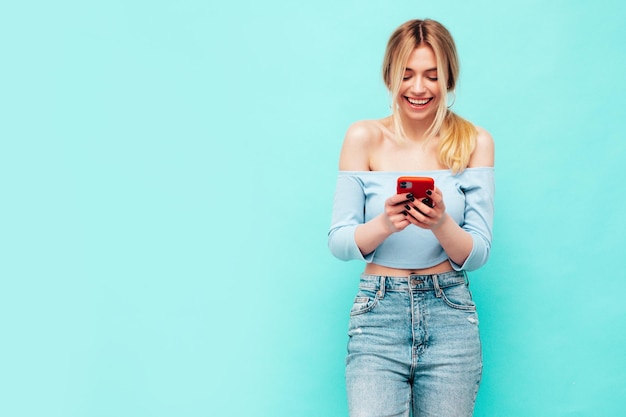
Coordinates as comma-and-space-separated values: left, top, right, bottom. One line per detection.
349, 290, 380, 316
440, 283, 476, 311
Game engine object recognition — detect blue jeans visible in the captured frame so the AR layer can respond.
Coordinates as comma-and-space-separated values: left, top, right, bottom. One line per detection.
346, 271, 482, 417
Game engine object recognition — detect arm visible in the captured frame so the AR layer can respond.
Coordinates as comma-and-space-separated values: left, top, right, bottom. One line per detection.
328, 121, 412, 260
402, 128, 495, 269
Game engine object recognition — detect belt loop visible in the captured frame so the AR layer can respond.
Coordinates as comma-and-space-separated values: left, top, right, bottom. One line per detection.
377, 276, 386, 299
463, 270, 470, 287
432, 274, 442, 298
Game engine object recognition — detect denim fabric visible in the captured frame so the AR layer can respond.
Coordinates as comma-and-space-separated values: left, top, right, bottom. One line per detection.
346, 271, 482, 417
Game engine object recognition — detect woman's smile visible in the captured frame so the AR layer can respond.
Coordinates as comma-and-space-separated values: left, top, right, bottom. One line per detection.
405, 96, 434, 109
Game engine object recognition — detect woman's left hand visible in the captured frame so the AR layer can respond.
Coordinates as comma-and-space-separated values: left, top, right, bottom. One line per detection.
402, 186, 447, 230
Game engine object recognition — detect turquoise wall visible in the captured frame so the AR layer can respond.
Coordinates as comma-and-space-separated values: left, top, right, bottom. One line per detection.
2, 0, 625, 416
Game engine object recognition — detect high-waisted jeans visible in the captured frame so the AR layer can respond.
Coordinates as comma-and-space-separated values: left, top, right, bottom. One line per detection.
346, 271, 482, 417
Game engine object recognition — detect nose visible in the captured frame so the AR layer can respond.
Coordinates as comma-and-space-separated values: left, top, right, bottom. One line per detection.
410, 77, 427, 94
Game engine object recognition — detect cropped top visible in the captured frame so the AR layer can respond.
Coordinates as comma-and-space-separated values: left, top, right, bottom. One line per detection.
328, 168, 494, 271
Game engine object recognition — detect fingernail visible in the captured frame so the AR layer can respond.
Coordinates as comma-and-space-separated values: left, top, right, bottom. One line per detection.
404, 204, 411, 210
406, 193, 414, 202
422, 198, 433, 207
402, 210, 408, 216
426, 190, 432, 196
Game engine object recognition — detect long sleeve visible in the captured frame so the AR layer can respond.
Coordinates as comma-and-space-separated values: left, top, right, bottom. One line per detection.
327, 173, 375, 262
327, 169, 494, 271
450, 168, 495, 272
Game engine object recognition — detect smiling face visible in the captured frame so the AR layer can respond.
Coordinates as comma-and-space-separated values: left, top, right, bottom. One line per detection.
397, 44, 441, 124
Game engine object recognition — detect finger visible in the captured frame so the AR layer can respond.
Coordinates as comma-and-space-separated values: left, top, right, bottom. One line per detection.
406, 208, 439, 229
391, 213, 411, 231
428, 187, 444, 206
403, 204, 427, 224
386, 201, 412, 219
420, 197, 434, 208
409, 198, 433, 216
409, 199, 444, 227
389, 193, 415, 206
403, 203, 426, 217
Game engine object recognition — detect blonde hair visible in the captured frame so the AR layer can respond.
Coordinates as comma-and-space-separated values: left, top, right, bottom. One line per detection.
382, 19, 477, 174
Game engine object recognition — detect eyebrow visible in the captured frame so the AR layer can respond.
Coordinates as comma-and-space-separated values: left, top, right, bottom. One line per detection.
404, 67, 438, 72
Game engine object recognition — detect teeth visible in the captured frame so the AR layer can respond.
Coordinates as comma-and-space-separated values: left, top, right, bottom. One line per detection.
407, 97, 430, 105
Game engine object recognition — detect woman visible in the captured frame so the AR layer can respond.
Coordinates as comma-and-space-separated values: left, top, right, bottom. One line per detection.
328, 19, 495, 417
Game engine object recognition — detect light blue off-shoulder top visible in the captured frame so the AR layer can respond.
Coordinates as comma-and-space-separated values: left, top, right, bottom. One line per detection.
328, 168, 494, 271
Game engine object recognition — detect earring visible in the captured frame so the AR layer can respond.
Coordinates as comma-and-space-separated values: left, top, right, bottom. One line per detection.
447, 91, 456, 108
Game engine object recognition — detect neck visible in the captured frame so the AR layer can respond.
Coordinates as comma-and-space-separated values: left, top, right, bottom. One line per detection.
398, 114, 436, 143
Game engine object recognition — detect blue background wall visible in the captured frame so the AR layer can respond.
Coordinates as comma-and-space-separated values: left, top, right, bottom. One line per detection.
2, 1, 625, 416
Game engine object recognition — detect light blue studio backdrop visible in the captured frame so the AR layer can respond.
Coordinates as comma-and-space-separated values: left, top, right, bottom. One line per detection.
1, 0, 626, 416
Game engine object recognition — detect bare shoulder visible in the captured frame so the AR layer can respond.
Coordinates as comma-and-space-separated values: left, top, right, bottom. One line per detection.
338, 120, 385, 170
468, 125, 495, 168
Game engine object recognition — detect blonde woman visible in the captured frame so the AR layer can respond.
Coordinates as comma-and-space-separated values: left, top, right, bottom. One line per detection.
328, 19, 495, 416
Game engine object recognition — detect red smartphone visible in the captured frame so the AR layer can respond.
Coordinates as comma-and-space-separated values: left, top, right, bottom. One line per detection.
397, 176, 434, 207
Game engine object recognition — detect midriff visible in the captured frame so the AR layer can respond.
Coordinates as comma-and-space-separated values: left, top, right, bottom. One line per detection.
364, 260, 453, 277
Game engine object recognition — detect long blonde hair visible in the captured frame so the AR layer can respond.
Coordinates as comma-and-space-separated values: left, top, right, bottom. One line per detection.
382, 19, 477, 174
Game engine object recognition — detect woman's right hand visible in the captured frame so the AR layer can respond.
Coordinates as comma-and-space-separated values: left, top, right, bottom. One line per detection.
354, 192, 415, 257
382, 192, 415, 234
